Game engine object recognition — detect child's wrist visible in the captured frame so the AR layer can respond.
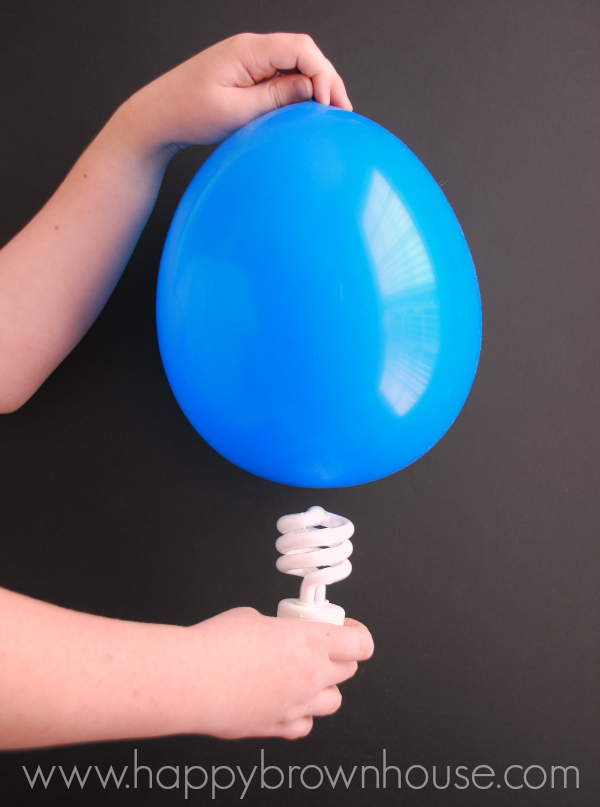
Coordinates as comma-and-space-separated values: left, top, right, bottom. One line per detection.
84, 96, 175, 195
111, 88, 182, 170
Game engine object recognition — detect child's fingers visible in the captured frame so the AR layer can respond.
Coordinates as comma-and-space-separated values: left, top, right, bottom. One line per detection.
330, 659, 359, 685
223, 74, 312, 132
236, 33, 352, 111
281, 715, 313, 740
263, 73, 314, 109
329, 72, 353, 111
324, 622, 375, 662
308, 684, 342, 717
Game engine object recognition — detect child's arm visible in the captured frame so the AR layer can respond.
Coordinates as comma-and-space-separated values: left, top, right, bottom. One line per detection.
0, 34, 370, 749
0, 35, 371, 749
0, 33, 352, 413
0, 586, 373, 748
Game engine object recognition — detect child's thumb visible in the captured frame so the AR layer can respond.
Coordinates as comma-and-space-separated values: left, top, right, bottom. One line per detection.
254, 74, 314, 115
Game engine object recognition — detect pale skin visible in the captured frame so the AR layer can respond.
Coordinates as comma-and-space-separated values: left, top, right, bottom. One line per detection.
0, 32, 373, 749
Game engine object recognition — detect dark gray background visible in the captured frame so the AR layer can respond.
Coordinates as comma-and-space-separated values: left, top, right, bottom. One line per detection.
0, 0, 598, 804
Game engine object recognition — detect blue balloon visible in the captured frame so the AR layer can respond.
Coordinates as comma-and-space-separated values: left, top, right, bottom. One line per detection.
156, 101, 481, 488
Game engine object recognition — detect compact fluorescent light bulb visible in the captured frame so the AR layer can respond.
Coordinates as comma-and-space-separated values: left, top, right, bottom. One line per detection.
275, 506, 354, 626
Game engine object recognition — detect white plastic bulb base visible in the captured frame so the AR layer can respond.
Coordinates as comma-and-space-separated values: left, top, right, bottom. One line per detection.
277, 598, 346, 626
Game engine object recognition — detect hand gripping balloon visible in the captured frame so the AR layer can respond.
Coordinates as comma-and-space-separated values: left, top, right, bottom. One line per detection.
156, 101, 482, 487
275, 507, 353, 625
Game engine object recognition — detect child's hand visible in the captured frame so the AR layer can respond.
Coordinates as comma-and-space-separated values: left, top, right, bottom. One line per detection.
181, 607, 374, 739
0, 589, 373, 747
117, 33, 352, 161
0, 33, 352, 412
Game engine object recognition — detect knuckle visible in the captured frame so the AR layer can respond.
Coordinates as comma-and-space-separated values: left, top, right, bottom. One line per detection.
296, 33, 317, 57
296, 32, 314, 46
234, 606, 258, 618
268, 80, 286, 109
226, 32, 244, 49
230, 32, 255, 55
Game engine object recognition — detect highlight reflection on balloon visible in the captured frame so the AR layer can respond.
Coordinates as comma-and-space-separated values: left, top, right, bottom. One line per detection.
363, 169, 441, 416
157, 101, 481, 487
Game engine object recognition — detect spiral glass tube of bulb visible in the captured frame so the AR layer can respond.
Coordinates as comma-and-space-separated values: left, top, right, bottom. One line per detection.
275, 506, 354, 625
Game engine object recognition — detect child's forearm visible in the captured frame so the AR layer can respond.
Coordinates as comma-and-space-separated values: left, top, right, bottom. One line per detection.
0, 586, 204, 748
0, 108, 169, 413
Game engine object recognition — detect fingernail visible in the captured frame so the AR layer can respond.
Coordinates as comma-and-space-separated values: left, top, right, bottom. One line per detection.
292, 77, 312, 101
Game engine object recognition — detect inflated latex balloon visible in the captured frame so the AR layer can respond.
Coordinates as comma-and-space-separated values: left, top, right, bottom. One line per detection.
157, 101, 481, 488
